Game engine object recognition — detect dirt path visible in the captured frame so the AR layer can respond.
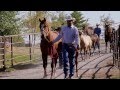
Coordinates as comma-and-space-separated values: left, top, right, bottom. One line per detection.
0, 48, 119, 79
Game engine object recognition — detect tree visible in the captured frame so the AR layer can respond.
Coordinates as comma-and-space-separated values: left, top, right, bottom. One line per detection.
0, 11, 20, 36
100, 14, 115, 27
51, 11, 66, 30
22, 11, 49, 33
71, 11, 87, 30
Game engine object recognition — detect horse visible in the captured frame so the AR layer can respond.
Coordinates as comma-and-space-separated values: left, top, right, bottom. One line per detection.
79, 31, 92, 60
83, 26, 100, 54
104, 24, 113, 53
55, 27, 63, 68
39, 18, 62, 79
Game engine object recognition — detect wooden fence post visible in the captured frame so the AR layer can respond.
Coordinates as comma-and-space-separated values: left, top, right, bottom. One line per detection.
0, 36, 4, 69
3, 36, 6, 70
29, 35, 32, 61
11, 37, 14, 67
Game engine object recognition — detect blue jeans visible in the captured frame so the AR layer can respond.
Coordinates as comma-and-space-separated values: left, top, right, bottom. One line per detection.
62, 43, 76, 77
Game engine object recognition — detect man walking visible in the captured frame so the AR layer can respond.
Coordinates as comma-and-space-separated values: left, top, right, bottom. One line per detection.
49, 16, 80, 79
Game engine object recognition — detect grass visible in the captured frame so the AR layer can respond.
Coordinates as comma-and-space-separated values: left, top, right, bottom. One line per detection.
111, 76, 120, 79
100, 39, 105, 44
0, 46, 41, 69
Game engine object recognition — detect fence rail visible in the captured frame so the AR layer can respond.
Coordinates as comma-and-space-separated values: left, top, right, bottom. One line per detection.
113, 29, 120, 69
0, 33, 41, 70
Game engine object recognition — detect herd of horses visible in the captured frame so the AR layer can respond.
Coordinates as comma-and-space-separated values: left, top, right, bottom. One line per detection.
39, 18, 117, 79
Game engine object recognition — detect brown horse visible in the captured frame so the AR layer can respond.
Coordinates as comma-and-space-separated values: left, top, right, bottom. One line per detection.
39, 18, 62, 79
104, 24, 113, 53
84, 26, 100, 54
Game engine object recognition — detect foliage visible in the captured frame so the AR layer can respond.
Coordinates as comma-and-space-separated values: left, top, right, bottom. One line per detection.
0, 11, 20, 35
71, 11, 87, 30
100, 14, 115, 27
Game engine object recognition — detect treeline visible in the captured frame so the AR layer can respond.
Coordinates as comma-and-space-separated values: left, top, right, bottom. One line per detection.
0, 11, 115, 36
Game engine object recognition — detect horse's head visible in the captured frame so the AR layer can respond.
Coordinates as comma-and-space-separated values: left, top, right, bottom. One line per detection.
105, 24, 113, 34
39, 18, 50, 37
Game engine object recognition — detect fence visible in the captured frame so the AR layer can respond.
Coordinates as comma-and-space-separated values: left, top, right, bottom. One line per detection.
0, 33, 41, 70
113, 28, 120, 69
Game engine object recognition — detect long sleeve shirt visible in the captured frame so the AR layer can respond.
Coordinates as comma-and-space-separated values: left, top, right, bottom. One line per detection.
94, 27, 101, 36
52, 25, 80, 48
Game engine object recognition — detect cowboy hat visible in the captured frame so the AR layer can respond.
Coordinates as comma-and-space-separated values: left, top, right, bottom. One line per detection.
96, 23, 99, 26
66, 16, 74, 21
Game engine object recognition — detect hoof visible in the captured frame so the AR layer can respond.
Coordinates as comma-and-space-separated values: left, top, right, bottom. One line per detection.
43, 74, 47, 78
76, 73, 79, 78
50, 75, 54, 79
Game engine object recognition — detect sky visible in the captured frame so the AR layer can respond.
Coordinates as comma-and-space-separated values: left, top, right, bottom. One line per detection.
64, 11, 120, 28
19, 11, 120, 24
19, 11, 120, 29
19, 11, 120, 42
81, 11, 120, 27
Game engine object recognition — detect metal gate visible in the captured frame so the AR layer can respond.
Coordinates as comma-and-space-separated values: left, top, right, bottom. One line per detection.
113, 27, 120, 69
0, 33, 41, 70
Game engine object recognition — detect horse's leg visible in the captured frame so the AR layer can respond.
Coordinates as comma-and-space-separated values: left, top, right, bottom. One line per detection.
86, 50, 88, 60
99, 43, 100, 55
75, 51, 78, 77
50, 58, 54, 79
97, 40, 100, 55
42, 54, 48, 78
84, 49, 86, 61
58, 50, 63, 69
89, 47, 91, 59
50, 54, 58, 79
110, 42, 112, 53
105, 42, 107, 53
80, 49, 83, 60
54, 55, 58, 77
84, 48, 87, 60
58, 43, 63, 68
92, 42, 95, 55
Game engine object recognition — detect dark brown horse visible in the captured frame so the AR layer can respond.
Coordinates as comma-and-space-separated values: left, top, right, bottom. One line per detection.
39, 18, 62, 79
104, 24, 113, 53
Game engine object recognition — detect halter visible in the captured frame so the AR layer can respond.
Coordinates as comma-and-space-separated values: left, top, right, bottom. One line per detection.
41, 24, 51, 43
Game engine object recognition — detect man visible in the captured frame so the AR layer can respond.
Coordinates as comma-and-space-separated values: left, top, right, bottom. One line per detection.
49, 16, 80, 79
94, 24, 101, 38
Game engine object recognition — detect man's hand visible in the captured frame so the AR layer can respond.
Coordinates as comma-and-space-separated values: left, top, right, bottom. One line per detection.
74, 45, 80, 52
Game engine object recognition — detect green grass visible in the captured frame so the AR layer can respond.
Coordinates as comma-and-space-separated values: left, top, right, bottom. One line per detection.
111, 76, 120, 79
5, 54, 40, 67
100, 39, 105, 44
0, 46, 41, 69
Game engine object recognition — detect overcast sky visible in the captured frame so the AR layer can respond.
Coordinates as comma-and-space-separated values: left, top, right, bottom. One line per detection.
81, 11, 120, 26
19, 11, 120, 29
19, 11, 120, 41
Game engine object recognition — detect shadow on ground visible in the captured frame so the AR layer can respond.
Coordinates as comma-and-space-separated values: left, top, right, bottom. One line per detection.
13, 63, 40, 70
